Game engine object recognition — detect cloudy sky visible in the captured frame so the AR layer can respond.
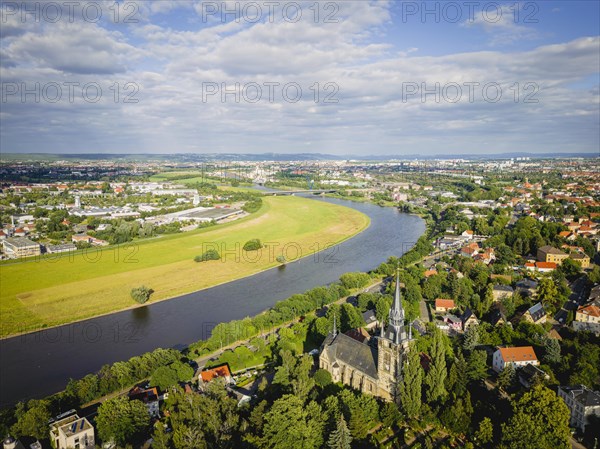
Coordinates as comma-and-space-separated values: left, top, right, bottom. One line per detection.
1, 0, 599, 156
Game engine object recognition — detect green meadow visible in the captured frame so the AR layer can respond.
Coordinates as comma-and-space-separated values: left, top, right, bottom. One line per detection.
0, 196, 369, 337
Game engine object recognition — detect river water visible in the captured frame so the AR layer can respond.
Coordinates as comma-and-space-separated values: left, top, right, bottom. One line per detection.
0, 196, 425, 406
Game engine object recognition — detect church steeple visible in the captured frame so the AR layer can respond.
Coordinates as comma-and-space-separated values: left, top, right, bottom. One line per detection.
332, 312, 337, 337
385, 269, 407, 344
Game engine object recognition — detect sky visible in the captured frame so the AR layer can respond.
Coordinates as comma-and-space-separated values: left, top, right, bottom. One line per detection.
0, 0, 599, 156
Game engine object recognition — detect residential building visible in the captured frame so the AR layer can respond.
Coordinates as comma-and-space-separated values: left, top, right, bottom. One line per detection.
518, 364, 549, 388
319, 271, 412, 402
361, 310, 378, 330
199, 364, 234, 390
537, 245, 569, 265
522, 302, 547, 325
442, 314, 463, 332
575, 304, 600, 324
525, 261, 557, 273
128, 386, 160, 418
460, 242, 480, 258
461, 308, 479, 331
492, 285, 514, 301
434, 299, 455, 313
2, 237, 41, 258
492, 346, 539, 372
570, 252, 590, 269
49, 413, 95, 449
2, 436, 41, 449
558, 385, 600, 432
516, 278, 538, 297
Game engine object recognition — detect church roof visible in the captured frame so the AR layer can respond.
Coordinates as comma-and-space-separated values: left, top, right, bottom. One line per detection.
323, 333, 379, 379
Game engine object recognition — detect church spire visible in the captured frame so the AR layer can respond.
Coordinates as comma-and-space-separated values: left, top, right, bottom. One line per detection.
332, 312, 337, 337
385, 268, 407, 344
389, 268, 405, 327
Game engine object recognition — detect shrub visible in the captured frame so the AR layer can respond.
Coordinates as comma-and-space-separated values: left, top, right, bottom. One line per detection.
243, 239, 263, 251
194, 249, 220, 262
130, 285, 153, 304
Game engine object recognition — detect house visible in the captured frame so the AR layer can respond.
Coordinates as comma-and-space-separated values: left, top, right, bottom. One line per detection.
461, 230, 474, 240
522, 302, 547, 325
128, 386, 160, 418
537, 245, 568, 265
570, 252, 590, 269
2, 237, 41, 258
490, 307, 508, 327
526, 261, 557, 273
518, 364, 549, 388
424, 269, 438, 278
49, 413, 95, 449
474, 247, 495, 265
442, 314, 463, 332
492, 346, 539, 372
492, 285, 514, 301
461, 308, 479, 331
199, 364, 234, 389
361, 310, 378, 330
460, 242, 480, 258
516, 278, 538, 297
558, 385, 600, 432
575, 304, 600, 324
435, 299, 455, 314
71, 234, 92, 244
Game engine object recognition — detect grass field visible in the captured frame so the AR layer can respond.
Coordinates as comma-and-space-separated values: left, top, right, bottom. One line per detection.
0, 196, 369, 337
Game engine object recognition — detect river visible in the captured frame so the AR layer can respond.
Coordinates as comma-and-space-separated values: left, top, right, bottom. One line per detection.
0, 195, 425, 407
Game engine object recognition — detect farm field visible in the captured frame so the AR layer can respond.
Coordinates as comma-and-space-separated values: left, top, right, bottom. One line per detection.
0, 196, 369, 337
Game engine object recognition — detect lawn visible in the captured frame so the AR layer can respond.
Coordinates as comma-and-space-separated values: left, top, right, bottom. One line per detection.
0, 196, 369, 337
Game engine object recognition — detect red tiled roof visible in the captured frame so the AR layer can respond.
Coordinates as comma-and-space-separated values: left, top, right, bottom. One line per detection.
499, 346, 538, 363
577, 305, 600, 318
200, 364, 231, 382
536, 262, 557, 270
435, 299, 455, 309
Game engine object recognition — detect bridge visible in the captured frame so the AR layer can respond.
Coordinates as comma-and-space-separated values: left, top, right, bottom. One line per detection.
262, 189, 337, 196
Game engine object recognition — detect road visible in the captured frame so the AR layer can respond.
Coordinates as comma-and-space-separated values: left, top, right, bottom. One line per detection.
554, 275, 588, 324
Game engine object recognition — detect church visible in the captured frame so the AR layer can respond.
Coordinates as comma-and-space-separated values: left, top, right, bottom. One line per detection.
319, 271, 412, 402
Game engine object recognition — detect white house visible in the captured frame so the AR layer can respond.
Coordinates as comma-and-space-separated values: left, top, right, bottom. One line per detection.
492, 346, 539, 372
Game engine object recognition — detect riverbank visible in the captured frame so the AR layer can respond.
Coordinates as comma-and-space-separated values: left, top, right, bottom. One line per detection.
0, 196, 369, 338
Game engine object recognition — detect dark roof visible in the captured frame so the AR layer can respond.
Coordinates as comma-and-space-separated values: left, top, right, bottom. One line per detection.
461, 307, 476, 322
362, 309, 377, 324
538, 245, 566, 256
490, 308, 507, 326
561, 385, 600, 407
323, 333, 378, 379
516, 278, 538, 290
526, 302, 546, 322
493, 284, 514, 293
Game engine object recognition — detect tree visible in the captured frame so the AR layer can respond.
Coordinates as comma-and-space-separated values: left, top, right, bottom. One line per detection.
130, 285, 153, 304
11, 399, 51, 440
243, 239, 263, 251
501, 384, 570, 449
314, 369, 333, 389
588, 265, 600, 283
446, 351, 468, 397
467, 349, 488, 381
425, 327, 447, 403
543, 337, 561, 364
559, 258, 582, 279
340, 303, 364, 332
380, 402, 402, 428
327, 415, 352, 449
497, 363, 515, 391
375, 295, 393, 326
537, 277, 559, 309
273, 351, 315, 400
463, 324, 480, 352
473, 417, 493, 446
194, 249, 220, 262
260, 395, 325, 449
96, 396, 150, 446
399, 345, 423, 419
